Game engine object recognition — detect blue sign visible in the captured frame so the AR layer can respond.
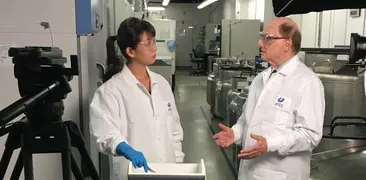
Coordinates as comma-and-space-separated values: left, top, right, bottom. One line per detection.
255, 56, 263, 63
167, 40, 176, 52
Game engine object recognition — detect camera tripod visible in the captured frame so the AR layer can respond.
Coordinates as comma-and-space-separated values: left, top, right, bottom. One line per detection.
0, 46, 101, 180
0, 117, 101, 180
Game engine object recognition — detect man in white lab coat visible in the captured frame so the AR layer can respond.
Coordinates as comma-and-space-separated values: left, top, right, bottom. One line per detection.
213, 17, 325, 180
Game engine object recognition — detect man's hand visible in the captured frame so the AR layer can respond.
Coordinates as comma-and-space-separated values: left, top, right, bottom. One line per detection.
238, 133, 267, 159
213, 123, 234, 148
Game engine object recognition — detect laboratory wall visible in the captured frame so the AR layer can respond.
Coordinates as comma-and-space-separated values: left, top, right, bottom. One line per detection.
247, 0, 264, 22
237, 0, 249, 19
156, 3, 222, 67
296, 12, 320, 48
321, 9, 366, 48
233, 0, 315, 49
223, 0, 236, 19
235, 0, 366, 50
0, 0, 79, 179
232, 0, 274, 25
293, 9, 366, 48
114, 0, 135, 31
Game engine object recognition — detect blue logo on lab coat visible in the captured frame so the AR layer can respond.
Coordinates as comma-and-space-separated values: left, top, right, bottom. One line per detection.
278, 97, 285, 102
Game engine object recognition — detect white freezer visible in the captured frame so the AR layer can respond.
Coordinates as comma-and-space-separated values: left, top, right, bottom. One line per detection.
147, 19, 177, 90
149, 57, 174, 87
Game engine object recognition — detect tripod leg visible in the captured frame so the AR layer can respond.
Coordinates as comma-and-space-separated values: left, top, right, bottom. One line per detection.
0, 146, 15, 179
22, 149, 34, 180
0, 122, 23, 179
61, 149, 72, 180
71, 153, 85, 180
79, 146, 100, 179
10, 149, 24, 180
65, 121, 100, 180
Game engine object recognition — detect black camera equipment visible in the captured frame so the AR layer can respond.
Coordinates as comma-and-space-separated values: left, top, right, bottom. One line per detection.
349, 33, 366, 64
0, 46, 100, 180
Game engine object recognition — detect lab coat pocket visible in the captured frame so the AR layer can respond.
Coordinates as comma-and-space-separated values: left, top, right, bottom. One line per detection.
251, 168, 287, 180
272, 96, 293, 126
274, 109, 291, 126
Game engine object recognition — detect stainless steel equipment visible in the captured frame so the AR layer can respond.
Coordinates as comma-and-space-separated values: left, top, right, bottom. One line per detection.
317, 69, 366, 125
208, 56, 217, 73
302, 35, 366, 179
231, 90, 248, 172
304, 51, 366, 126
213, 79, 222, 117
207, 57, 241, 114
214, 66, 253, 118
212, 62, 219, 73
303, 52, 347, 73
226, 80, 250, 173
299, 45, 366, 179
215, 57, 238, 65
207, 59, 232, 113
226, 76, 249, 127
310, 64, 366, 179
207, 72, 217, 114
303, 53, 337, 67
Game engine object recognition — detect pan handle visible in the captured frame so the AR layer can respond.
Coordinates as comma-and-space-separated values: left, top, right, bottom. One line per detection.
312, 59, 334, 73
329, 116, 366, 127
329, 122, 366, 136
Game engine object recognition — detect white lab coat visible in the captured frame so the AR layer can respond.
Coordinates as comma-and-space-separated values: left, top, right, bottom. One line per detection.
89, 66, 184, 180
232, 55, 325, 180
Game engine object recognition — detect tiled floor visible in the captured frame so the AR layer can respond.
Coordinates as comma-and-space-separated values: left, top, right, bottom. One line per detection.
174, 70, 235, 180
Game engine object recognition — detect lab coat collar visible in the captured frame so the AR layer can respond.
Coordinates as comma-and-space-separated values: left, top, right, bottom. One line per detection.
120, 65, 158, 86
261, 55, 300, 84
276, 55, 300, 76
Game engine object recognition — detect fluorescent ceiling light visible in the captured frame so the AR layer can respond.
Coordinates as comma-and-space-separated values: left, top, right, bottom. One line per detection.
162, 0, 170, 6
197, 0, 218, 9
147, 7, 165, 11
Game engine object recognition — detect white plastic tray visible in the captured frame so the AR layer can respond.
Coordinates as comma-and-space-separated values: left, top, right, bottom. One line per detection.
127, 159, 206, 180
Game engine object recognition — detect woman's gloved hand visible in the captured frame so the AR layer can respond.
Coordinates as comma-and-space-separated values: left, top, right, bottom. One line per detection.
116, 142, 148, 172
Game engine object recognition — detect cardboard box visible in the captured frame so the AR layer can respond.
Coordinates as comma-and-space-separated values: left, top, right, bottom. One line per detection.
127, 159, 206, 180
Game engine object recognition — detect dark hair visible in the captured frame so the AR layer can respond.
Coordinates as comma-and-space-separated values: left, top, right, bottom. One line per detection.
279, 22, 302, 54
103, 17, 156, 82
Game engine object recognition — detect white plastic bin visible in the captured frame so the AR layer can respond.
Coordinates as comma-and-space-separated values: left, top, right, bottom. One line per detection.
127, 159, 206, 180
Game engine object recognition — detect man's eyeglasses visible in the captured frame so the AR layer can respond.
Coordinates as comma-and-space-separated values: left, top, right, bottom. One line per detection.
139, 38, 156, 47
259, 32, 287, 43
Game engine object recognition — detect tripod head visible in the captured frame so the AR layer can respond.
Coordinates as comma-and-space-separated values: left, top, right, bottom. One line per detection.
0, 46, 78, 129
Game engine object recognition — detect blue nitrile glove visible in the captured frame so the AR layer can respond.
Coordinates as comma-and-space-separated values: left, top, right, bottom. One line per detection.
116, 142, 148, 172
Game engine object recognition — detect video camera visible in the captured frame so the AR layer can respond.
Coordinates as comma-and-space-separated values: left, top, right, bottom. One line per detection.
0, 46, 100, 180
349, 33, 366, 64
0, 46, 78, 127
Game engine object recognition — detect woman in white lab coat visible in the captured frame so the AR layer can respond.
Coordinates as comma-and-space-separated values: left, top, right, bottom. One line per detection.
89, 17, 185, 180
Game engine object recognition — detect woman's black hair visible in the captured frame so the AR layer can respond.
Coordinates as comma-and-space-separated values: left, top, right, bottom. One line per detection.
103, 17, 156, 82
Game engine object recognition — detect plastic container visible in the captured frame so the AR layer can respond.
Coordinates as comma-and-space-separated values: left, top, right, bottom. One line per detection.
127, 159, 206, 180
